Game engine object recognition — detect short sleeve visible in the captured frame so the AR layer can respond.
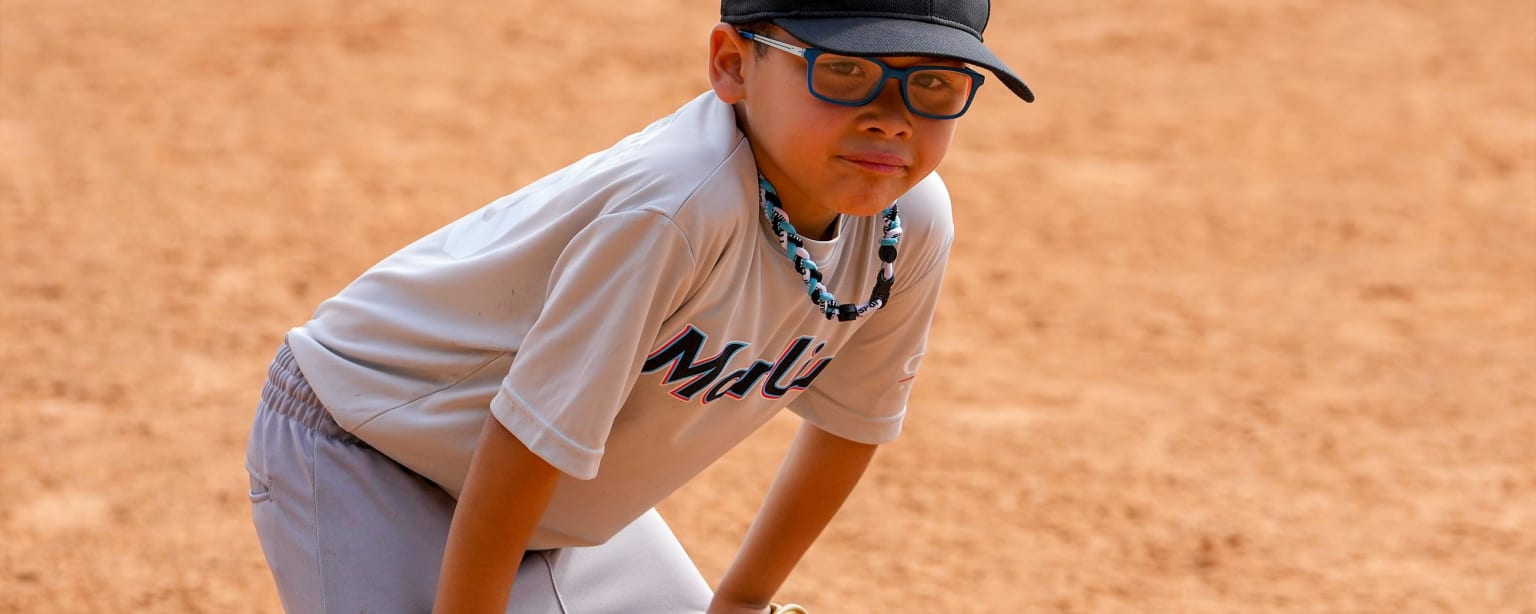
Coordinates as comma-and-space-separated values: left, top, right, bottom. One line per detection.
491, 211, 696, 479
789, 180, 955, 444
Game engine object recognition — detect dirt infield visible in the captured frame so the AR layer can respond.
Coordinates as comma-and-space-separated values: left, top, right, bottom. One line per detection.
2, 1, 1533, 612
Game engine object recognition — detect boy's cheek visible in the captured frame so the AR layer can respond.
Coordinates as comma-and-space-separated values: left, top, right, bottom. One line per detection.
913, 138, 955, 173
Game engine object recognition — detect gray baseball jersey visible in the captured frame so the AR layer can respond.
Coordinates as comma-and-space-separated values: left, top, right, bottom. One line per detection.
285, 91, 954, 549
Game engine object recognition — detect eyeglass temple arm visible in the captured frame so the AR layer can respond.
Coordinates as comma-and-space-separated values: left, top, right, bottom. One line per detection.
738, 31, 808, 58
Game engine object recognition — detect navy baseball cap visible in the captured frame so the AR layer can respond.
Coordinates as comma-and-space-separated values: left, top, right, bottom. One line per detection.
721, 0, 1035, 103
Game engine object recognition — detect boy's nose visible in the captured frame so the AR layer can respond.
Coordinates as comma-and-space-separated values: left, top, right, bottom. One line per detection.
860, 77, 914, 138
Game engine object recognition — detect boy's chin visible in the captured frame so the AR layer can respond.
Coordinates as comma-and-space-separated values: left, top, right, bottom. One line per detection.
833, 188, 910, 216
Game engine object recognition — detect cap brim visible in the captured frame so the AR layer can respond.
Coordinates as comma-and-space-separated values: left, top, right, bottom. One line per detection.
773, 17, 1035, 103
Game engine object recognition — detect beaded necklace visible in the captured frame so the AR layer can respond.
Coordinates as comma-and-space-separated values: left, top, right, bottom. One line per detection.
758, 175, 902, 322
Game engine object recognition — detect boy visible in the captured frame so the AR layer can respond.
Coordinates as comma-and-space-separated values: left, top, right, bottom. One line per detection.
244, 1, 1034, 612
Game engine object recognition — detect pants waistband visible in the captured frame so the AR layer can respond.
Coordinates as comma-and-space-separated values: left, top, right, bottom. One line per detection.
261, 343, 364, 445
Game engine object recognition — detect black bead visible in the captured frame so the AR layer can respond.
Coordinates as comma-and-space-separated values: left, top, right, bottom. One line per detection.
837, 304, 859, 321
879, 245, 897, 263
870, 275, 894, 302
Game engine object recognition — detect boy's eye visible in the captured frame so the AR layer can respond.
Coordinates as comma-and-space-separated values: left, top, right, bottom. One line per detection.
820, 60, 867, 77
912, 71, 960, 91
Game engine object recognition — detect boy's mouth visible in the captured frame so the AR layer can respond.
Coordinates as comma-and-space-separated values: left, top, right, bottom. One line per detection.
839, 152, 908, 175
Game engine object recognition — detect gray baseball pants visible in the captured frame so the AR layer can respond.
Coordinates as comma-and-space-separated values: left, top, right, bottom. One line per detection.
244, 344, 714, 613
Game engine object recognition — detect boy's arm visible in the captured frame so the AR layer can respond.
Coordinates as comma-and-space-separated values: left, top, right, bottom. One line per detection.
709, 420, 880, 614
433, 414, 564, 614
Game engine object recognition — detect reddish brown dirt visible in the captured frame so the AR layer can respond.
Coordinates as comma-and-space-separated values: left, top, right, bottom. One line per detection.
3, 2, 1533, 612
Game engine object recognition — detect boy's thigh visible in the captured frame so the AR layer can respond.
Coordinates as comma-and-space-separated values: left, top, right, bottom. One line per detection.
248, 403, 566, 613
248, 396, 705, 613
545, 509, 713, 613
307, 436, 459, 612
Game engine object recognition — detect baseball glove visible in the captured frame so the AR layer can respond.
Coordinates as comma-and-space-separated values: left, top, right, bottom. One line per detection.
769, 604, 809, 614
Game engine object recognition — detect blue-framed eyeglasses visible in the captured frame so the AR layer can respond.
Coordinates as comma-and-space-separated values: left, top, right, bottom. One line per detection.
739, 30, 985, 120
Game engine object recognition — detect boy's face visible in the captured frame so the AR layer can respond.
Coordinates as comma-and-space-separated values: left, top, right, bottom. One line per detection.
709, 24, 962, 235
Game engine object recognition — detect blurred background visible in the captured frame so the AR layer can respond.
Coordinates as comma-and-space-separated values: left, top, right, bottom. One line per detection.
1, 1, 1532, 612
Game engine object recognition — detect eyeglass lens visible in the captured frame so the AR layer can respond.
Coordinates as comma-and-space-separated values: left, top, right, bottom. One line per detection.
810, 55, 973, 117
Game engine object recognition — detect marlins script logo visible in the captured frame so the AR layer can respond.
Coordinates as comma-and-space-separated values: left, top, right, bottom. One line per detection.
641, 325, 833, 404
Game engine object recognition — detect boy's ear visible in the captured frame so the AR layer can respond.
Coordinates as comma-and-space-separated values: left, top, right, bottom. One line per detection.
708, 23, 748, 104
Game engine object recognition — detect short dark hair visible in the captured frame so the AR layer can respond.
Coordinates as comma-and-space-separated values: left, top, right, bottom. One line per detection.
736, 21, 773, 59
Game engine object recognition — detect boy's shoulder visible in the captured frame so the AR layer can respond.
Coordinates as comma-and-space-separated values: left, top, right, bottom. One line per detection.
887, 171, 956, 286
430, 93, 753, 265
579, 92, 755, 222
895, 171, 954, 231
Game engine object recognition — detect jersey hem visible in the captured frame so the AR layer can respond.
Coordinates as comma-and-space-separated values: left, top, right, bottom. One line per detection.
788, 397, 906, 445
491, 389, 604, 480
